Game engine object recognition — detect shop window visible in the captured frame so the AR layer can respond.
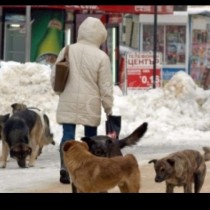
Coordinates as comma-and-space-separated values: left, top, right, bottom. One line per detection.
143, 25, 164, 54
143, 24, 186, 65
191, 21, 210, 88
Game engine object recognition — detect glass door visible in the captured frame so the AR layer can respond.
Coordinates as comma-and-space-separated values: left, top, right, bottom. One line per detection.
4, 22, 26, 62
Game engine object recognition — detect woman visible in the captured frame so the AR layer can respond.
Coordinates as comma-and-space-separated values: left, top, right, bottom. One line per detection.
51, 17, 114, 184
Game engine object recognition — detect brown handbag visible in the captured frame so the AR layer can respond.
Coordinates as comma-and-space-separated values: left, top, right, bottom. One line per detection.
53, 45, 69, 92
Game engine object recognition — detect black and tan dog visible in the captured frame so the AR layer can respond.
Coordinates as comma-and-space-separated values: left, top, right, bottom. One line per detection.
10, 103, 55, 156
148, 149, 209, 193
81, 122, 148, 157
1, 105, 54, 168
63, 140, 141, 193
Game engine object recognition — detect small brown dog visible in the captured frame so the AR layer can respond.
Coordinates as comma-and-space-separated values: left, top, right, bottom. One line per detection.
149, 149, 207, 193
63, 140, 140, 193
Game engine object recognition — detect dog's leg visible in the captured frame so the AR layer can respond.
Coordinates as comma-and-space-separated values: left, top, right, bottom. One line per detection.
118, 182, 129, 193
183, 183, 192, 193
166, 183, 174, 193
1, 141, 9, 168
118, 179, 140, 193
194, 165, 207, 193
28, 143, 39, 167
36, 146, 43, 159
72, 183, 78, 193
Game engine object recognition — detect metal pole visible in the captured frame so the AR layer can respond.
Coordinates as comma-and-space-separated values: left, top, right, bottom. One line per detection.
153, 5, 157, 89
25, 5, 31, 62
0, 7, 2, 59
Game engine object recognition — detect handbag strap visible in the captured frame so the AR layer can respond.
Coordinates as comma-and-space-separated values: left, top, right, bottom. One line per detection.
64, 45, 69, 62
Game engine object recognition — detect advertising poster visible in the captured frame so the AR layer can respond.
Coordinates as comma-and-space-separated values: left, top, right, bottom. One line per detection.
166, 25, 186, 65
143, 25, 164, 55
126, 52, 162, 90
190, 28, 207, 87
31, 10, 65, 66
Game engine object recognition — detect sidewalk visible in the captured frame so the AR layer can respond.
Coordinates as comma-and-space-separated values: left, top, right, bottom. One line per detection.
26, 161, 210, 193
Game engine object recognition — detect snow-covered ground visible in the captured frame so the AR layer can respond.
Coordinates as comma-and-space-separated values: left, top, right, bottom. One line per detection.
0, 61, 210, 192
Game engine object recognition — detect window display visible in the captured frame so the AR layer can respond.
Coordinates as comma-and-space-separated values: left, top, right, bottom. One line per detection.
190, 17, 210, 88
143, 24, 186, 65
166, 26, 186, 64
143, 25, 164, 55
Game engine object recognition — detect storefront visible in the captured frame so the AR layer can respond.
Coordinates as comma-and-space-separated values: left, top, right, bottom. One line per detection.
0, 6, 121, 85
0, 5, 174, 87
188, 7, 210, 89
139, 12, 189, 86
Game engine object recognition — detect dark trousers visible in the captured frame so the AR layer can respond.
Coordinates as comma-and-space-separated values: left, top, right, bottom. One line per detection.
61, 123, 97, 144
60, 123, 97, 171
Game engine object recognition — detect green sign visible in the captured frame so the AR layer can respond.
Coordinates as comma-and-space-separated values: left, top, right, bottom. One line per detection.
31, 10, 65, 66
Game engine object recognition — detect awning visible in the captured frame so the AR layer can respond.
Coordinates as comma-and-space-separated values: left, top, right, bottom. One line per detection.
1, 5, 174, 14
64, 5, 174, 14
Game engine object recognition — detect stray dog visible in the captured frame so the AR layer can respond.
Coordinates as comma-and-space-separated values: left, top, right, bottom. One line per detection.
148, 149, 207, 193
63, 140, 141, 193
81, 122, 148, 157
11, 103, 55, 156
2, 116, 32, 167
68, 122, 147, 193
1, 108, 54, 168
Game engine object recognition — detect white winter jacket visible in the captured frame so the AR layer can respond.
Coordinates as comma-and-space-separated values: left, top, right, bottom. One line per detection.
51, 17, 113, 126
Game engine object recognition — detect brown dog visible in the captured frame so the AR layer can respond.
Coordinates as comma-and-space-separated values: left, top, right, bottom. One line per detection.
63, 140, 140, 193
148, 149, 207, 193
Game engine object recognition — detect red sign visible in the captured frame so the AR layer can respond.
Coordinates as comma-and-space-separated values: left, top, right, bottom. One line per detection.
127, 69, 161, 89
1, 5, 174, 14
98, 5, 174, 14
126, 52, 162, 90
65, 5, 174, 14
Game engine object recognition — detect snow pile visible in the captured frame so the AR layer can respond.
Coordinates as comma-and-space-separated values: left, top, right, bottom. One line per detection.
1, 62, 210, 148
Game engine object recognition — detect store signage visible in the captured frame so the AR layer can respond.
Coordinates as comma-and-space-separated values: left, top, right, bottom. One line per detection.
1, 5, 174, 15
126, 52, 162, 90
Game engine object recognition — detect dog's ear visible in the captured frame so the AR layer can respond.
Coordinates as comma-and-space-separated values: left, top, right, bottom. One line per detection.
81, 136, 95, 147
63, 141, 75, 152
11, 103, 18, 109
11, 103, 27, 113
167, 158, 175, 166
148, 159, 157, 164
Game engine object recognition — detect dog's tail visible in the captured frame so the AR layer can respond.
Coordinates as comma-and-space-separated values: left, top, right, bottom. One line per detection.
119, 122, 148, 149
203, 146, 210, 161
